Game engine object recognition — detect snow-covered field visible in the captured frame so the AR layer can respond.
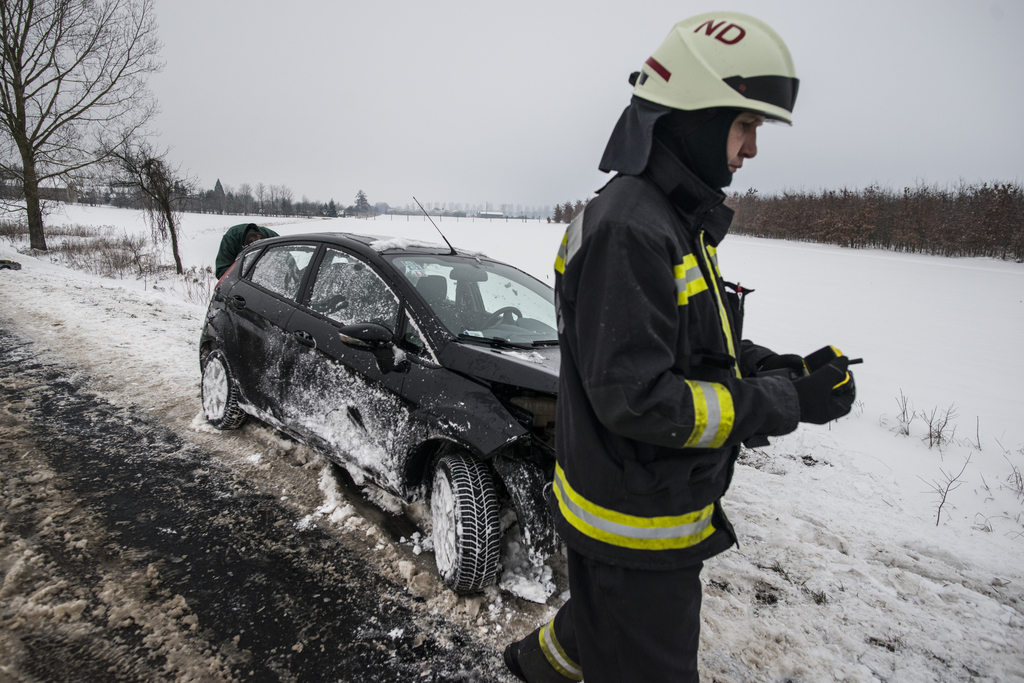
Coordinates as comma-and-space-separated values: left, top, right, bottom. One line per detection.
2, 204, 1022, 681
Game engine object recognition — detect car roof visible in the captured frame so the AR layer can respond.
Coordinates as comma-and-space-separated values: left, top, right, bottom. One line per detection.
266, 231, 494, 260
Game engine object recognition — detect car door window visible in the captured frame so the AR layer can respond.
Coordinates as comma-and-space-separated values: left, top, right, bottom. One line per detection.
308, 248, 400, 330
249, 244, 317, 301
398, 309, 435, 359
240, 247, 263, 277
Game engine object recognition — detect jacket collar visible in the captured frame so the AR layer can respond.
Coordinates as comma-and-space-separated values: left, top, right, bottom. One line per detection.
643, 139, 733, 247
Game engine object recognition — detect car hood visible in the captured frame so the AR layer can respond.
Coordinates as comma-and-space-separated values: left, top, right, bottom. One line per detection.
438, 341, 560, 394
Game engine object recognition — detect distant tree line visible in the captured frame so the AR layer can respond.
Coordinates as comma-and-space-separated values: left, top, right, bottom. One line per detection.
59, 176, 350, 218
727, 182, 1024, 261
550, 200, 587, 223
386, 202, 552, 219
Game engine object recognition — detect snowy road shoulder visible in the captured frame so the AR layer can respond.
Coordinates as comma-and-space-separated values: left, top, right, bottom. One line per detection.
0, 328, 510, 682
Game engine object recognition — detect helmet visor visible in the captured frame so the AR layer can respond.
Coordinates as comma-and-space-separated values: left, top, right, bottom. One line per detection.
722, 75, 799, 115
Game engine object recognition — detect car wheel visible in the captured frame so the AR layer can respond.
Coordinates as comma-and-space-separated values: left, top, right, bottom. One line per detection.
201, 350, 247, 429
431, 453, 501, 593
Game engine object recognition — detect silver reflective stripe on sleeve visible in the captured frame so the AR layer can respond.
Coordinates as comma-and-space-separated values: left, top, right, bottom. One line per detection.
674, 254, 708, 305
553, 209, 585, 275
683, 380, 734, 449
566, 210, 583, 262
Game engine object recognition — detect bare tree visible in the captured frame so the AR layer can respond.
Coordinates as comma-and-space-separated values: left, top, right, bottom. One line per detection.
107, 139, 195, 274
0, 0, 161, 251
267, 184, 280, 215
277, 185, 293, 216
238, 182, 253, 214
254, 182, 266, 214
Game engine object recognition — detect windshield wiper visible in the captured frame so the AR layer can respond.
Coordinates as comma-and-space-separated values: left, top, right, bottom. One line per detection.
457, 333, 533, 350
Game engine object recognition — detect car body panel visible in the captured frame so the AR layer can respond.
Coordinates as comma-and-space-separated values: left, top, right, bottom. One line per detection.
401, 364, 530, 459
437, 343, 559, 395
282, 305, 415, 493
227, 277, 293, 419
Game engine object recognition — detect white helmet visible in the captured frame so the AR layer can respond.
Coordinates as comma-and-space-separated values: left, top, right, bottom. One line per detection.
632, 12, 799, 123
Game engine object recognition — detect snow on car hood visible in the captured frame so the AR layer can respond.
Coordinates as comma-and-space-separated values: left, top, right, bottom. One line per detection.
438, 341, 559, 394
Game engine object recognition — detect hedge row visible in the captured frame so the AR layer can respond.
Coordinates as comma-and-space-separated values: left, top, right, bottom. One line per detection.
726, 183, 1024, 261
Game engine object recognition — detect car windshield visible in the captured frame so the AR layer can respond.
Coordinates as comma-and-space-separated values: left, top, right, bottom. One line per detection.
385, 253, 558, 345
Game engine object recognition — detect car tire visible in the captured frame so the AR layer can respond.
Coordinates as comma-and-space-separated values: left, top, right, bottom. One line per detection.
201, 350, 247, 429
431, 453, 501, 593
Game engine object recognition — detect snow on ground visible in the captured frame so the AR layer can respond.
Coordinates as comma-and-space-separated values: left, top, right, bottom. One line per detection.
2, 204, 1023, 680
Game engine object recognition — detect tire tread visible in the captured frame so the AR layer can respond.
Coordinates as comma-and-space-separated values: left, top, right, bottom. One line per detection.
435, 454, 501, 593
202, 351, 247, 430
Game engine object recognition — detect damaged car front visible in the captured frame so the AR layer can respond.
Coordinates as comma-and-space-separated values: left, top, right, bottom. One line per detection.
379, 247, 561, 587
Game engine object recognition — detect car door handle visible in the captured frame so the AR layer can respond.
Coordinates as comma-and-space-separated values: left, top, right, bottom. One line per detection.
294, 330, 317, 349
231, 295, 246, 310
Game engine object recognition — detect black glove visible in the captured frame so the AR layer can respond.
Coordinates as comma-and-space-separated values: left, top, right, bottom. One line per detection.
792, 356, 856, 424
756, 353, 808, 378
804, 345, 846, 373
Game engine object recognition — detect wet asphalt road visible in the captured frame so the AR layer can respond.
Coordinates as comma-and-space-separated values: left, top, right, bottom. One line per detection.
0, 327, 509, 682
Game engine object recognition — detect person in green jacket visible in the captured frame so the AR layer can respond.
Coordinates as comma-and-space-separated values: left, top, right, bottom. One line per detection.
215, 223, 279, 278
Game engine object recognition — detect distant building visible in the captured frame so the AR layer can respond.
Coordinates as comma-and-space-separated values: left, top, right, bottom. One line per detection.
476, 211, 504, 219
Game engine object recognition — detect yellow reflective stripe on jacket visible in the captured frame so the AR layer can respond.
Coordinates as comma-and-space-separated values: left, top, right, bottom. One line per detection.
554, 233, 567, 274
706, 244, 723, 278
554, 210, 585, 274
674, 255, 708, 305
699, 233, 740, 378
539, 618, 583, 680
683, 380, 735, 448
553, 463, 716, 550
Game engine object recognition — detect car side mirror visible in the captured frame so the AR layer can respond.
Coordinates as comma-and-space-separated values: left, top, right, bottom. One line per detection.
338, 322, 394, 350
337, 322, 409, 374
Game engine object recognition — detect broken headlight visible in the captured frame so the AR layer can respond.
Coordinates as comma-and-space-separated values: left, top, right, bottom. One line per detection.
509, 396, 556, 430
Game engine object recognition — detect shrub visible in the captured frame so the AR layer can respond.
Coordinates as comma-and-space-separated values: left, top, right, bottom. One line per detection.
727, 182, 1024, 261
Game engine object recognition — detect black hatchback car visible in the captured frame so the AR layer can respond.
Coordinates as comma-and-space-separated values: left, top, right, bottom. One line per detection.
200, 232, 559, 592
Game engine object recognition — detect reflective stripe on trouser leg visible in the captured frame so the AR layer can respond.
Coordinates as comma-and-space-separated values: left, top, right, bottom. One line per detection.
539, 617, 583, 680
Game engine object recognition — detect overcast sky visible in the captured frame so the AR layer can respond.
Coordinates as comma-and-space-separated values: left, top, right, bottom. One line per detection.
149, 0, 1023, 210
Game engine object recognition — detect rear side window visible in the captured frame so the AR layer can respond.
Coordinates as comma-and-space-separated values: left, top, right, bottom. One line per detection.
249, 245, 317, 301
308, 248, 400, 330
240, 247, 263, 277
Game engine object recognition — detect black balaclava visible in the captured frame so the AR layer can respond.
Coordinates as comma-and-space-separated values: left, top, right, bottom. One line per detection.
654, 107, 740, 190
598, 95, 740, 191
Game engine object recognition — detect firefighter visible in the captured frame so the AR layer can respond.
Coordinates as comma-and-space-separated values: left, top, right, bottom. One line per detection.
503, 12, 855, 683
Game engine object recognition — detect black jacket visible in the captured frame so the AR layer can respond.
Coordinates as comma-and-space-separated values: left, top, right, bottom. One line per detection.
550, 140, 800, 570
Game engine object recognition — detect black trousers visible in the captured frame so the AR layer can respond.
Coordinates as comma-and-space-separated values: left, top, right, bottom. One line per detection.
541, 549, 704, 682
